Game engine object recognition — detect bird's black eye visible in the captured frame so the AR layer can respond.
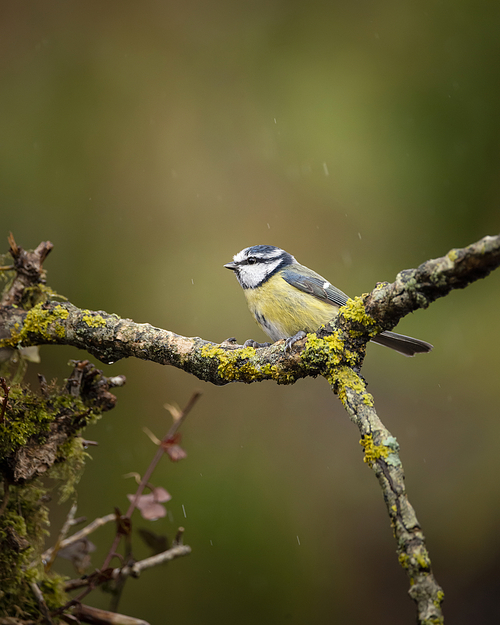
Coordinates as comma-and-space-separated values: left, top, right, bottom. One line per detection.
247, 257, 257, 265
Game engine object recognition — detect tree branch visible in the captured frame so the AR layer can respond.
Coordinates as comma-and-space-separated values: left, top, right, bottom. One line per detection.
362, 234, 500, 329
1, 235, 498, 388
340, 372, 444, 623
2, 233, 500, 625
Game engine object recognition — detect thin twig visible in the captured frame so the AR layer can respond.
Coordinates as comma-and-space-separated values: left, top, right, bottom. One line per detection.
42, 513, 115, 565
44, 503, 78, 572
103, 393, 200, 612
30, 582, 55, 625
73, 604, 150, 625
172, 526, 185, 547
115, 544, 191, 579
64, 544, 191, 591
56, 392, 201, 616
101, 390, 201, 570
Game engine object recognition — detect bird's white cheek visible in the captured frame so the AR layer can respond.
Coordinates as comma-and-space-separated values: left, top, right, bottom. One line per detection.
239, 261, 280, 289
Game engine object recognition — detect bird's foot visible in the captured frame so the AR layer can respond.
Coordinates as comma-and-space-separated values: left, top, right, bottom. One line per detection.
284, 331, 307, 353
243, 339, 271, 349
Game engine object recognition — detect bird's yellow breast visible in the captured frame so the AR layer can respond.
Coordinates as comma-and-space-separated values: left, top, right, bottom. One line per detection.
243, 273, 339, 341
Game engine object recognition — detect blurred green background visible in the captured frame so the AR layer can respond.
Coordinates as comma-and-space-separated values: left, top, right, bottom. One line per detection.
2, 0, 500, 623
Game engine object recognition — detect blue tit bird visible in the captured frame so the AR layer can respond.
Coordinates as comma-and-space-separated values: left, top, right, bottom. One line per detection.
224, 245, 433, 356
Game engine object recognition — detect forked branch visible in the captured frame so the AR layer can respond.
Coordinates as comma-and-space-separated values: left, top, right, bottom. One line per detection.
1, 233, 500, 625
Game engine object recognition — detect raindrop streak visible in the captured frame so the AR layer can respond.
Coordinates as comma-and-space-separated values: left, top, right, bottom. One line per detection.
297, 536, 301, 545
323, 162, 329, 176
182, 504, 187, 518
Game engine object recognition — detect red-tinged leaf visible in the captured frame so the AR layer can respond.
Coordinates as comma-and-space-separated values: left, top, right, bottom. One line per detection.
141, 502, 167, 521
151, 486, 172, 503
127, 489, 171, 521
166, 444, 187, 462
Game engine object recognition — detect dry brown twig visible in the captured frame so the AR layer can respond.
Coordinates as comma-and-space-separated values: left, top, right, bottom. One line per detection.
64, 544, 192, 593
73, 603, 150, 625
51, 391, 200, 619
2, 232, 53, 308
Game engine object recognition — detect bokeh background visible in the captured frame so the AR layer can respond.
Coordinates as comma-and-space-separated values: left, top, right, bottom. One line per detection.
2, 1, 500, 623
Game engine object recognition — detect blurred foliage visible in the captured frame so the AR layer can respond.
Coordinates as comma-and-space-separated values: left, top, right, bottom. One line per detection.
1, 1, 500, 623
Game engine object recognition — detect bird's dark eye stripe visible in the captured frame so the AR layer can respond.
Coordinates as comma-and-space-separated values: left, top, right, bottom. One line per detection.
244, 255, 282, 265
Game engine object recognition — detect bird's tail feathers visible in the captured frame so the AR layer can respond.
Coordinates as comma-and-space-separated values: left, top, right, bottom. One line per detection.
371, 330, 433, 357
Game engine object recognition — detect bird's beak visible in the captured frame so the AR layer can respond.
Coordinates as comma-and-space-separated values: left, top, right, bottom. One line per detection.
224, 262, 238, 271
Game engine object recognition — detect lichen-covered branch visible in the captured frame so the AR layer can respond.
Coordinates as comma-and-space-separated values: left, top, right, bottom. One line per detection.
1, 233, 500, 625
0, 361, 125, 620
361, 234, 500, 331
340, 374, 444, 624
0, 299, 316, 386
1, 235, 499, 390
0, 360, 124, 485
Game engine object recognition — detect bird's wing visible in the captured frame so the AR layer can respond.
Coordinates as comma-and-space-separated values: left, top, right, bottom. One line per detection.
281, 266, 350, 308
